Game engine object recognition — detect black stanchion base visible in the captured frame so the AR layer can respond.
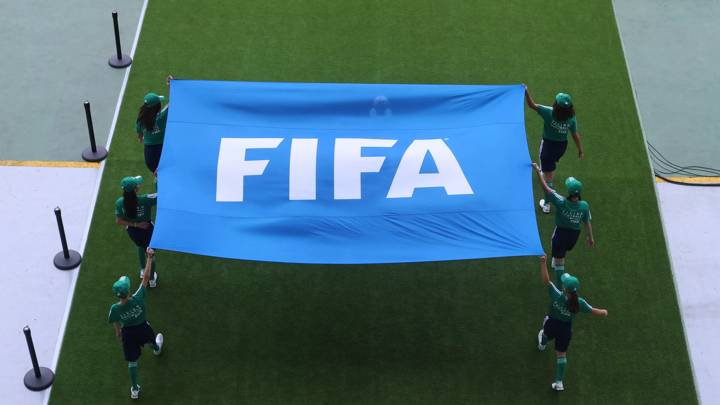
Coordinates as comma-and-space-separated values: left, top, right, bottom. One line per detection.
82, 146, 108, 162
53, 250, 82, 270
108, 54, 132, 68
24, 367, 54, 391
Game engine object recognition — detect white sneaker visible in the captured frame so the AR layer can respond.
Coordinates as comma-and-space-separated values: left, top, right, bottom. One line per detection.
537, 329, 546, 351
153, 333, 164, 355
130, 385, 141, 399
539, 199, 551, 214
551, 381, 564, 391
149, 272, 158, 288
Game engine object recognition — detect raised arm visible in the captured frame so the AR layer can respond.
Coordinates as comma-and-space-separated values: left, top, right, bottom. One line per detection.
571, 131, 584, 160
163, 75, 172, 109
524, 85, 538, 111
540, 255, 550, 285
141, 248, 154, 288
532, 163, 553, 194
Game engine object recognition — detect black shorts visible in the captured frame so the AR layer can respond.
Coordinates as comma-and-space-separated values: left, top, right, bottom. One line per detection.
539, 139, 568, 172
543, 317, 572, 352
127, 222, 154, 248
144, 144, 163, 173
121, 322, 156, 362
551, 226, 580, 258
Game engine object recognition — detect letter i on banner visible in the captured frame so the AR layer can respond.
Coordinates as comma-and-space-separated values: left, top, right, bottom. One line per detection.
289, 138, 318, 200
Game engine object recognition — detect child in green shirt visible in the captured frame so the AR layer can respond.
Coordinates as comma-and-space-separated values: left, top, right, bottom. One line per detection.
108, 248, 164, 400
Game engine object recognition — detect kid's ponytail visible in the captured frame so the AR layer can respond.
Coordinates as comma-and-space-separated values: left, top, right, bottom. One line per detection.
552, 102, 575, 122
567, 291, 580, 314
123, 190, 138, 219
137, 103, 161, 131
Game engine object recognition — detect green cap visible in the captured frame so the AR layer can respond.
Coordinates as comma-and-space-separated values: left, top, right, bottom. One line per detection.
112, 276, 131, 298
144, 92, 165, 106
561, 273, 580, 292
565, 177, 583, 196
120, 176, 143, 192
555, 92, 572, 107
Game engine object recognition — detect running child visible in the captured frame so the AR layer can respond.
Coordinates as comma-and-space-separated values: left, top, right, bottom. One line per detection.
537, 255, 607, 391
115, 176, 158, 286
532, 163, 594, 283
525, 86, 584, 214
108, 248, 164, 400
136, 76, 172, 176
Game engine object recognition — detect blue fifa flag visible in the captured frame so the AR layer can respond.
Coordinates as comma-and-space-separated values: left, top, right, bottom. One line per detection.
151, 80, 543, 264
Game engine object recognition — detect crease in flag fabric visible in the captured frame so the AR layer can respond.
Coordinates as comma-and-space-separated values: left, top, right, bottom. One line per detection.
151, 80, 543, 264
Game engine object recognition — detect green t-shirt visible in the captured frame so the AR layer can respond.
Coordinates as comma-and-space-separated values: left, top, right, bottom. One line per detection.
136, 107, 168, 146
545, 189, 591, 230
537, 105, 577, 142
108, 285, 147, 328
548, 283, 592, 322
115, 194, 157, 223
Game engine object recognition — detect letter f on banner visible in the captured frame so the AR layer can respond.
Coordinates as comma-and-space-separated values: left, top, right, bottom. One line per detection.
216, 138, 283, 202
334, 138, 397, 200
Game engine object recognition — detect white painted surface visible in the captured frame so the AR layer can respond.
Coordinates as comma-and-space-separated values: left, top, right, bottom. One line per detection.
0, 166, 97, 405
657, 183, 720, 405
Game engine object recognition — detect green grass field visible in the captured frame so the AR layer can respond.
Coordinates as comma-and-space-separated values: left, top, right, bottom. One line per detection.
51, 1, 697, 404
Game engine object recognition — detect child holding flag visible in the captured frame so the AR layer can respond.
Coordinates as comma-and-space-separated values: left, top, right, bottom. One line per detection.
108, 248, 164, 400
115, 176, 158, 286
135, 76, 172, 176
532, 163, 594, 284
524, 86, 584, 214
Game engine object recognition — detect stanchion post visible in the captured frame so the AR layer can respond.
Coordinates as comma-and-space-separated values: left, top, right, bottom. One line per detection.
108, 10, 132, 68
81, 101, 108, 162
53, 207, 82, 270
112, 11, 123, 61
23, 326, 55, 391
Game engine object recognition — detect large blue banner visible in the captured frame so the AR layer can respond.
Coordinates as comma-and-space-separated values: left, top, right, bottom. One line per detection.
151, 80, 542, 263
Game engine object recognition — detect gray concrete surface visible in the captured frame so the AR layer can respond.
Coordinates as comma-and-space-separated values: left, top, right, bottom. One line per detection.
613, 0, 720, 171
0, 0, 143, 161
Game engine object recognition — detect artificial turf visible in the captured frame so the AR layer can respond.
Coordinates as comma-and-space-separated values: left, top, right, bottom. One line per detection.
50, 1, 697, 404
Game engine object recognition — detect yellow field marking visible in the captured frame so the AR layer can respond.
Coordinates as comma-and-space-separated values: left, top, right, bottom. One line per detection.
0, 160, 101, 168
656, 176, 720, 184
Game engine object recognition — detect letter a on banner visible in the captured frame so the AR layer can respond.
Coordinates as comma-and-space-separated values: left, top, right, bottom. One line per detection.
387, 139, 474, 198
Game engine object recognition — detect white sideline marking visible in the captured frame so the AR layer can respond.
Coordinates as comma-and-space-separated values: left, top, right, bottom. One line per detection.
43, 1, 149, 404
611, 1, 701, 403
